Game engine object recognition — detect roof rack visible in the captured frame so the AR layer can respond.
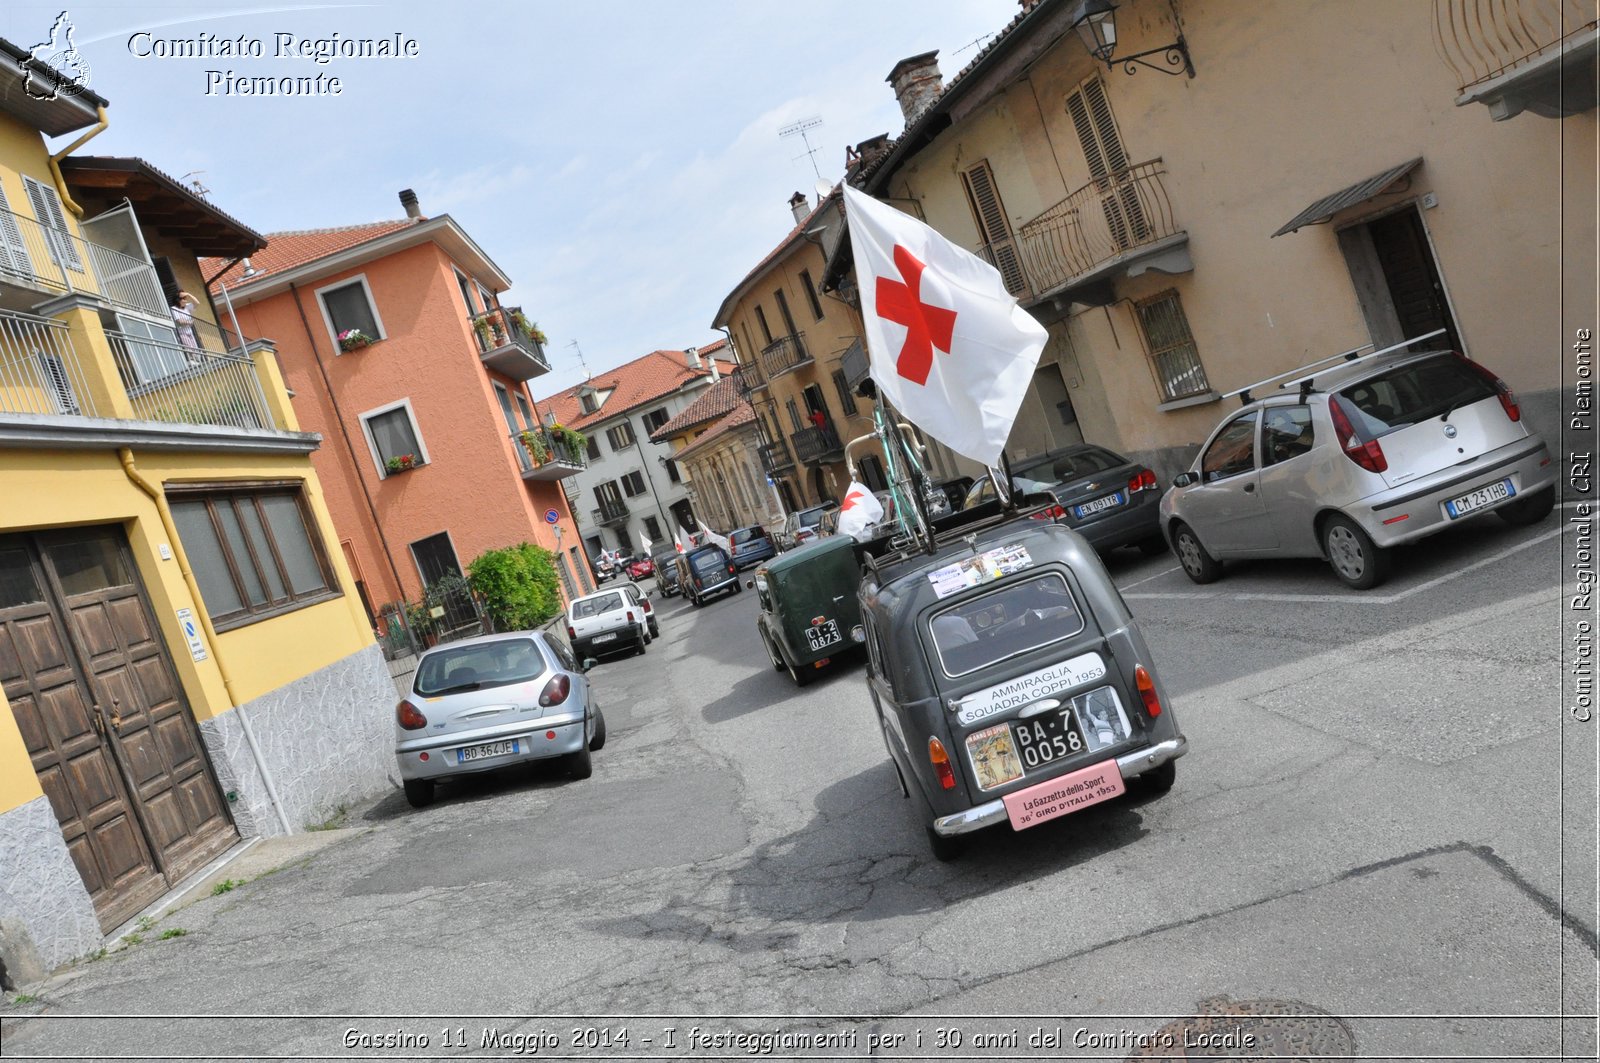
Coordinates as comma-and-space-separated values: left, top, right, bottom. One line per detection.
1223, 328, 1448, 406
861, 493, 1055, 580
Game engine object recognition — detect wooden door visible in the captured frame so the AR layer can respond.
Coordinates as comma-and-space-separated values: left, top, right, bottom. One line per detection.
1369, 207, 1461, 353
0, 528, 235, 931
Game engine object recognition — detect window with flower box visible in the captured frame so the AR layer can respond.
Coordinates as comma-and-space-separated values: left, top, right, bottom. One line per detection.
316, 275, 384, 353
360, 399, 428, 477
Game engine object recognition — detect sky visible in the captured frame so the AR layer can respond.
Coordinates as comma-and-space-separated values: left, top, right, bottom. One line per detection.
0, 0, 1011, 398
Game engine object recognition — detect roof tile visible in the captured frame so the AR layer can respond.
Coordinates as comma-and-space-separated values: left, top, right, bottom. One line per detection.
538, 342, 730, 431
201, 219, 419, 288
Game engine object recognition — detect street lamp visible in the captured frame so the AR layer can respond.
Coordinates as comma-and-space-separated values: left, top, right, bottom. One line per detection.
1068, 0, 1195, 78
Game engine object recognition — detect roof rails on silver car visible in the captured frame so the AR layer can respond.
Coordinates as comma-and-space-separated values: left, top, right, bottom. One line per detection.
1224, 328, 1448, 406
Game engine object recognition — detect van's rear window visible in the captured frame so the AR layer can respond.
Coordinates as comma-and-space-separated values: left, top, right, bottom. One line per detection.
415, 638, 546, 696
691, 552, 727, 574
1339, 355, 1495, 436
571, 592, 621, 619
926, 573, 1086, 678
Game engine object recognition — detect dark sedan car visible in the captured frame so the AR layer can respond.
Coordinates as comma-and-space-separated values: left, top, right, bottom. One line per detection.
964, 444, 1167, 556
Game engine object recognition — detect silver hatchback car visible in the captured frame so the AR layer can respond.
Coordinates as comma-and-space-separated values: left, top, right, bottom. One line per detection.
1161, 348, 1555, 589
395, 631, 606, 807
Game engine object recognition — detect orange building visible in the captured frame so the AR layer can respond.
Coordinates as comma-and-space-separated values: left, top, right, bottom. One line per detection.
205, 191, 591, 634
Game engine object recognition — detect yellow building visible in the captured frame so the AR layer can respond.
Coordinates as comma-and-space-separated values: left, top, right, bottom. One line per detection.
828, 0, 1595, 479
648, 374, 784, 532
0, 42, 396, 982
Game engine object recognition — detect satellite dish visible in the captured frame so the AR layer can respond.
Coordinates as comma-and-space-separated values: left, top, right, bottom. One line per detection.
815, 178, 833, 199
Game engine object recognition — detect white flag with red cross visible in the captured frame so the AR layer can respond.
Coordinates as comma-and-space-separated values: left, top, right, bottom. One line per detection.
842, 183, 1048, 467
834, 481, 886, 541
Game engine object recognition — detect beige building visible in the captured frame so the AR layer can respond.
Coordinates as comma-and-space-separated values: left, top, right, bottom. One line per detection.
649, 375, 783, 533
825, 0, 1595, 479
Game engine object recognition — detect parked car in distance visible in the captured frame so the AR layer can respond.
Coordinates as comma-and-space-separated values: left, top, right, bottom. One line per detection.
1160, 347, 1555, 589
593, 551, 623, 583
651, 549, 683, 597
780, 502, 839, 550
566, 588, 648, 659
729, 525, 777, 570
675, 543, 741, 606
935, 476, 976, 512
964, 445, 1167, 556
616, 581, 659, 639
394, 631, 606, 807
752, 535, 865, 686
626, 554, 656, 580
861, 518, 1185, 861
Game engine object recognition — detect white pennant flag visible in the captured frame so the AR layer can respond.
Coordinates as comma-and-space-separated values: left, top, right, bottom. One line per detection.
674, 525, 691, 553
697, 519, 734, 554
834, 481, 886, 541
640, 532, 654, 555
842, 184, 1047, 467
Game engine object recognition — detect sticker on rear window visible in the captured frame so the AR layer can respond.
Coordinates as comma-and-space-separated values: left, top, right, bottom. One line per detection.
928, 544, 1033, 599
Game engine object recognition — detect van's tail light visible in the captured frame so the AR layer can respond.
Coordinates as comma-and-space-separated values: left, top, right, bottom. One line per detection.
641, 599, 652, 613
397, 699, 428, 730
1128, 468, 1158, 493
625, 610, 635, 623
1455, 352, 1521, 422
693, 576, 703, 589
566, 624, 577, 640
1134, 665, 1163, 718
928, 737, 957, 790
1328, 394, 1388, 474
538, 674, 571, 707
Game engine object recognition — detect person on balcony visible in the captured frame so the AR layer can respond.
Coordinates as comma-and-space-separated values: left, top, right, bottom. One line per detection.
808, 408, 828, 431
172, 291, 200, 352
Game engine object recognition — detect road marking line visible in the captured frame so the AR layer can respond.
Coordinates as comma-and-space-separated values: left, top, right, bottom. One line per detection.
1118, 564, 1181, 590
1126, 524, 1567, 604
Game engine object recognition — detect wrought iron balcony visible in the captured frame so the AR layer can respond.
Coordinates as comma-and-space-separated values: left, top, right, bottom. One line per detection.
1016, 159, 1188, 304
592, 498, 629, 526
758, 438, 795, 475
758, 333, 811, 380
1433, 0, 1597, 117
511, 427, 587, 481
732, 360, 765, 395
790, 424, 843, 466
0, 207, 172, 318
473, 305, 551, 381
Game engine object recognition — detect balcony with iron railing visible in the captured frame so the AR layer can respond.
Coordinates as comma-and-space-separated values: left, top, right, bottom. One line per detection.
473, 305, 551, 381
1433, 0, 1597, 117
0, 305, 298, 445
1016, 159, 1190, 305
0, 207, 170, 318
511, 426, 587, 481
758, 437, 795, 475
790, 423, 843, 466
592, 498, 630, 526
758, 333, 811, 380
732, 360, 765, 396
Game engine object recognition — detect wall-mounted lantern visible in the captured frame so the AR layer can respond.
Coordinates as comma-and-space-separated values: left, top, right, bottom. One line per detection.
1068, 0, 1195, 79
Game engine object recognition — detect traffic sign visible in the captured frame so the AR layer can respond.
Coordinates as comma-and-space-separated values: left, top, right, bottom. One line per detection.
544, 509, 560, 524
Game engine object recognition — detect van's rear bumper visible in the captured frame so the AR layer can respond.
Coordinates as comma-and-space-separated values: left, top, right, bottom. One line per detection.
931, 736, 1187, 836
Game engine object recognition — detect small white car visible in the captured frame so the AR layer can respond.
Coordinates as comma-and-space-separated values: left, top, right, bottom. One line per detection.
565, 588, 649, 659
1161, 347, 1555, 589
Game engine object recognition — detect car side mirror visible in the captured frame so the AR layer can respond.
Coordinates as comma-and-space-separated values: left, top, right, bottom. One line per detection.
1173, 472, 1197, 488
581, 658, 597, 673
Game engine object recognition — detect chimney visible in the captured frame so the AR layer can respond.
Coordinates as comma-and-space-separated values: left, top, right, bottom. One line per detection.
788, 191, 810, 226
886, 51, 942, 126
399, 188, 423, 221
709, 358, 721, 382
685, 346, 702, 369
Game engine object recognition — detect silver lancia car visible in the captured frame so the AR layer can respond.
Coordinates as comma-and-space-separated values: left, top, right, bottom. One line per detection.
395, 631, 605, 807
1161, 348, 1555, 589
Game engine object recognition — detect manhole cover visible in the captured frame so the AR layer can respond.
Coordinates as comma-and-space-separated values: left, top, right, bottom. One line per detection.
1126, 996, 1356, 1060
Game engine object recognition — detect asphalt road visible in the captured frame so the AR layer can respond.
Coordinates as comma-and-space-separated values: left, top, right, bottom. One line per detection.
1, 507, 1594, 1061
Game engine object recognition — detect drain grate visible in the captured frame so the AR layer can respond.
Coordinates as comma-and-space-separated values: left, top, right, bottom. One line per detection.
1126, 996, 1356, 1060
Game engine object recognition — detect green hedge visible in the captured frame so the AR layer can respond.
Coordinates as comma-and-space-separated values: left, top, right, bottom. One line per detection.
466, 542, 563, 631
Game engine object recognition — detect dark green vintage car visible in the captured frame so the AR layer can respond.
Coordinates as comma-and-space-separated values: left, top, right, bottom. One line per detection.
751, 535, 866, 686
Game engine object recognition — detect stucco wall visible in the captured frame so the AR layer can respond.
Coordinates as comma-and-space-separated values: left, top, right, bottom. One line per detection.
0, 796, 104, 984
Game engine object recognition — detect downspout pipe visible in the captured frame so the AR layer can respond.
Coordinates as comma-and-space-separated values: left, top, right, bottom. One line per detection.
119, 448, 295, 836
48, 106, 110, 218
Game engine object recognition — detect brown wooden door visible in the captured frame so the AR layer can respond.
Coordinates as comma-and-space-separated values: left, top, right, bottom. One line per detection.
1369, 207, 1461, 353
0, 528, 235, 931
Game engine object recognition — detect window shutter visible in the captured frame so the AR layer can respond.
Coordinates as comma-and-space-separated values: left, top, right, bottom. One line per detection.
23, 177, 82, 271
960, 161, 1029, 297
1065, 79, 1147, 249
0, 182, 34, 276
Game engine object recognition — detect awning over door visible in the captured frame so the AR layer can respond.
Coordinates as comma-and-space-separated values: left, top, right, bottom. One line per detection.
1272, 157, 1424, 237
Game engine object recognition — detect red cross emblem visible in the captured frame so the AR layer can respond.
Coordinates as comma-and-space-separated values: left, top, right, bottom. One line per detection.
876, 245, 957, 386
840, 487, 865, 511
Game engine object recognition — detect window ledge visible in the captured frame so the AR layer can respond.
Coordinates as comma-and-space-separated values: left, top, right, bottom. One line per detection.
1157, 390, 1222, 412
211, 589, 344, 633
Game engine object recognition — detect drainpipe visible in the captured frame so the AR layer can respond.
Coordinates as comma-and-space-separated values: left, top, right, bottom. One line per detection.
119, 448, 295, 835
47, 106, 110, 218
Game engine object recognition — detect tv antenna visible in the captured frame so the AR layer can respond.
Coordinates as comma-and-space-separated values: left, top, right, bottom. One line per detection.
180, 170, 210, 197
779, 115, 825, 182
567, 339, 592, 380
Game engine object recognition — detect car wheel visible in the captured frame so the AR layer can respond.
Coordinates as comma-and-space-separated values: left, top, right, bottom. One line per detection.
925, 824, 965, 862
1136, 760, 1177, 794
733, 580, 743, 594
403, 778, 435, 809
564, 744, 593, 780
765, 634, 785, 672
786, 650, 814, 688
589, 708, 607, 751
649, 620, 659, 638
1497, 485, 1555, 527
637, 634, 648, 655
1137, 534, 1169, 557
1322, 514, 1390, 589
1172, 523, 1223, 584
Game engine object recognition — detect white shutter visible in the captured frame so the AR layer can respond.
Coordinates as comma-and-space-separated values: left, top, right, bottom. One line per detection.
0, 181, 35, 277
23, 176, 83, 272
960, 161, 1029, 296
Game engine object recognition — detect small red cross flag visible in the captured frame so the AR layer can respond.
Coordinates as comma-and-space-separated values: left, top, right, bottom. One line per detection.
842, 184, 1048, 467
835, 481, 885, 541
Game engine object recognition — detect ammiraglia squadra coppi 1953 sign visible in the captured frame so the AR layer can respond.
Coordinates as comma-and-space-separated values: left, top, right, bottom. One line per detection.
127, 30, 421, 95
